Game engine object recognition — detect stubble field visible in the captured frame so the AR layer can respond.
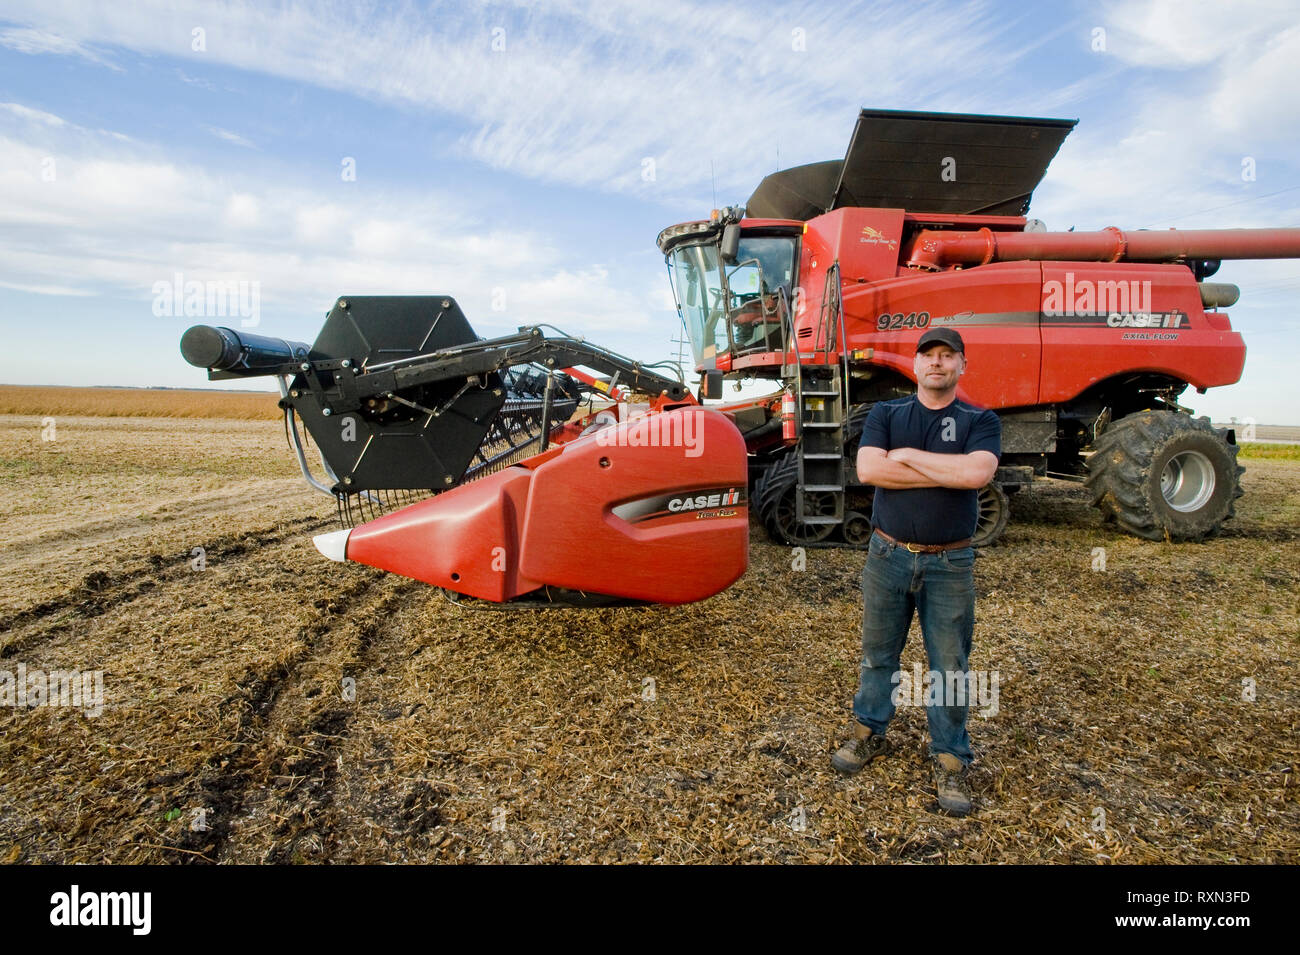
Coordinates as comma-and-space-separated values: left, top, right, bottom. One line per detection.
1, 405, 1297, 864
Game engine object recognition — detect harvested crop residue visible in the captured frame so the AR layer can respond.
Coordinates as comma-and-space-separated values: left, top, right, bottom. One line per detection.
1, 414, 1296, 863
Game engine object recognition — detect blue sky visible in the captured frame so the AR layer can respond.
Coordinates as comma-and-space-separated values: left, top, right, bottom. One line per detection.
1, 0, 1298, 424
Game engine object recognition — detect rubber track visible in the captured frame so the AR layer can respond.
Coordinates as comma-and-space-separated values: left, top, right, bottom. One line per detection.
753, 403, 874, 549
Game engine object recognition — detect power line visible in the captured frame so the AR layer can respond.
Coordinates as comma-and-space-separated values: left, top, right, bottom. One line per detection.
1146, 184, 1300, 227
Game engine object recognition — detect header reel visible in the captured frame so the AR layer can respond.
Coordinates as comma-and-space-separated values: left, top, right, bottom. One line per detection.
182, 295, 687, 527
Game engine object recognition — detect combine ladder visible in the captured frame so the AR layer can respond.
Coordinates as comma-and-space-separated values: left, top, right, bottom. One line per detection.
795, 370, 846, 527
793, 262, 851, 530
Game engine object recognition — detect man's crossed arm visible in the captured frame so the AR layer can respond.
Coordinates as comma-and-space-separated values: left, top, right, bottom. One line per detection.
857, 445, 998, 490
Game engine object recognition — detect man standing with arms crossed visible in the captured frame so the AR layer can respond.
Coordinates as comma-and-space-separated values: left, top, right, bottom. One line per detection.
831, 328, 1001, 816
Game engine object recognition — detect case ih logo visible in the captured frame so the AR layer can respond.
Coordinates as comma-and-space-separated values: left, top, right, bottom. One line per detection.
1041, 272, 1184, 328
610, 487, 746, 524
1106, 312, 1186, 328
859, 226, 898, 249
667, 488, 743, 512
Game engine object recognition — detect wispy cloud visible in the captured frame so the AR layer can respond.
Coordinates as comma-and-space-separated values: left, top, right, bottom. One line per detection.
1098, 0, 1300, 142
0, 278, 96, 297
0, 0, 1019, 202
0, 102, 66, 126
1098, 0, 1291, 68
0, 100, 134, 144
174, 68, 217, 91
205, 125, 256, 149
0, 122, 666, 343
4, 1, 1296, 212
0, 25, 121, 70
1024, 2, 1300, 231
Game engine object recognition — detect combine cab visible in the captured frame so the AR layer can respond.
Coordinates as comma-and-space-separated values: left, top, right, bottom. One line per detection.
658, 108, 1300, 547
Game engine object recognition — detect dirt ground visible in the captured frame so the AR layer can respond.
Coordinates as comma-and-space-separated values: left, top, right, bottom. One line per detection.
1, 413, 1296, 863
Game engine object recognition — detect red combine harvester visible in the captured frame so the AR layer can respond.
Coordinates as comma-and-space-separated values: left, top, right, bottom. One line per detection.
182, 109, 1300, 605
661, 109, 1300, 548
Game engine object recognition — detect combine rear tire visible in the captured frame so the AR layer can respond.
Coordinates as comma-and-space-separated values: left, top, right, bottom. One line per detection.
1084, 411, 1243, 541
972, 482, 1009, 548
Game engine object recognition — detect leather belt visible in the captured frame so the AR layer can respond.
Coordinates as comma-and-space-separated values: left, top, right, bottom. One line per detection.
873, 528, 972, 553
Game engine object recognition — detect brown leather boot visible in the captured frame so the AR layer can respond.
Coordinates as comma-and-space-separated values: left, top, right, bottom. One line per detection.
932, 753, 972, 815
831, 722, 890, 774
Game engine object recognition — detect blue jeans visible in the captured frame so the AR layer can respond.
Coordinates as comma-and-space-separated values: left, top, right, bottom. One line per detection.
852, 530, 976, 765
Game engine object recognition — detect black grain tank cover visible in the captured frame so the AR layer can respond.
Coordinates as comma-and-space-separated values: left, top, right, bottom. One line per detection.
746, 108, 1077, 220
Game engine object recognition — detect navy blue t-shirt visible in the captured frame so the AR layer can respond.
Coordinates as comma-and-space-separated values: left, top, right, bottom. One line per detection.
858, 396, 1001, 544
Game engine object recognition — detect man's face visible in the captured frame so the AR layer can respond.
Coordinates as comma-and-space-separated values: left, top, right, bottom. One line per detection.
914, 344, 966, 392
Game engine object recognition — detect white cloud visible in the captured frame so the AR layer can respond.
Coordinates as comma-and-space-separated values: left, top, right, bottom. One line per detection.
1094, 2, 1300, 149
293, 203, 348, 244
0, 99, 136, 144
1098, 0, 1293, 68
1207, 26, 1300, 140
0, 0, 1015, 200
0, 278, 96, 296
222, 193, 260, 228
0, 26, 121, 70
1024, 3, 1300, 233
349, 219, 423, 257
175, 68, 217, 91
0, 102, 66, 126
205, 126, 256, 149
0, 123, 663, 341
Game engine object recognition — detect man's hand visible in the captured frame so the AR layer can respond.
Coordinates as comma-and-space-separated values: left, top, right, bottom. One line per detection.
888, 447, 998, 490
856, 446, 942, 488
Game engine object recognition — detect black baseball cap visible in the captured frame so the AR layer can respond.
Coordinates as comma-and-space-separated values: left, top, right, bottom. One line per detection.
916, 328, 965, 353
